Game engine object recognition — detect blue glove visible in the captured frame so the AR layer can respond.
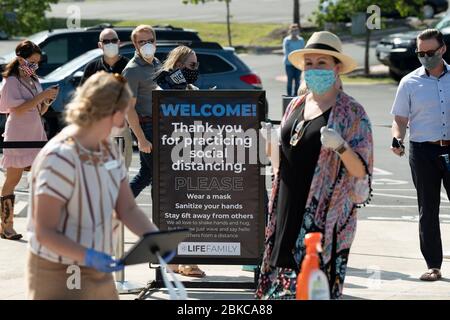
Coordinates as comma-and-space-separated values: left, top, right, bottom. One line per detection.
162, 250, 176, 263
85, 248, 124, 273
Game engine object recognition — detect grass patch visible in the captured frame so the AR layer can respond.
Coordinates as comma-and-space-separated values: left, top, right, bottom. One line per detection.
116, 19, 288, 47
47, 17, 296, 48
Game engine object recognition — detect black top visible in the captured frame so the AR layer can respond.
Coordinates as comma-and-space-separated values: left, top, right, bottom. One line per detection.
80, 55, 130, 85
270, 104, 331, 270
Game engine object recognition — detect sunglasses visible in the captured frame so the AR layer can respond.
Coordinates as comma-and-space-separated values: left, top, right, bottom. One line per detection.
101, 38, 119, 44
113, 73, 127, 107
137, 39, 155, 46
415, 45, 442, 58
290, 118, 311, 146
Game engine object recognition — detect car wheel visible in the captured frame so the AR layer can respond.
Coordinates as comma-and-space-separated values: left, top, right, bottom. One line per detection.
422, 4, 435, 19
389, 68, 403, 82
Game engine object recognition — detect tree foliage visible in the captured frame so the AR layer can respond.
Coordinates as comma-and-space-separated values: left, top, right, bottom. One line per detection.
0, 0, 59, 36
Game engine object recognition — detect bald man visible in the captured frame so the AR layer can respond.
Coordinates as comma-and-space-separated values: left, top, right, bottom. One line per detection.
80, 28, 130, 84
79, 28, 133, 169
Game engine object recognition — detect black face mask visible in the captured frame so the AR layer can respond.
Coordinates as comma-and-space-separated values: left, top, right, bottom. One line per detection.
181, 68, 199, 84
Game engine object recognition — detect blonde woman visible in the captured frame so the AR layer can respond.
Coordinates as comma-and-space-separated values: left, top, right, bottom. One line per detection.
155, 45, 200, 90
26, 71, 161, 299
155, 46, 206, 278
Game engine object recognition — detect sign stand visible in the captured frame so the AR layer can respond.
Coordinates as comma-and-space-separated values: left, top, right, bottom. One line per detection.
113, 136, 145, 294
136, 265, 260, 300
135, 91, 267, 300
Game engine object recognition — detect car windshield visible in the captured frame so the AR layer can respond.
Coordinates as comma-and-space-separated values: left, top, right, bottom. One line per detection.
44, 49, 102, 80
0, 31, 48, 63
435, 15, 450, 30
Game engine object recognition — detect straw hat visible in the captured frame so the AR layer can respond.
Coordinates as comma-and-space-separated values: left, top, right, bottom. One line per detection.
288, 31, 358, 74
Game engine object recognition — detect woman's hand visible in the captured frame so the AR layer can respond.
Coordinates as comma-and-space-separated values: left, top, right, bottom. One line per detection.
320, 127, 367, 178
85, 248, 124, 273
39, 87, 59, 102
320, 127, 346, 151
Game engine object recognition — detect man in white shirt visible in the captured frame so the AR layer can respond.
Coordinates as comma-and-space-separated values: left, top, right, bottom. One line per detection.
391, 29, 450, 282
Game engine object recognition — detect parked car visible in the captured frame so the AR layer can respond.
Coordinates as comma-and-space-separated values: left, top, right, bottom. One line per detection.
0, 24, 201, 80
376, 13, 450, 81
38, 41, 263, 138
0, 30, 8, 40
321, 0, 448, 21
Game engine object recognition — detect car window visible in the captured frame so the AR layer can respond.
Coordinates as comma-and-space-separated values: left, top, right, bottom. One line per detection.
69, 33, 99, 60
436, 16, 450, 30
41, 37, 69, 64
44, 49, 102, 80
156, 30, 201, 41
118, 31, 132, 43
154, 51, 234, 74
197, 54, 234, 74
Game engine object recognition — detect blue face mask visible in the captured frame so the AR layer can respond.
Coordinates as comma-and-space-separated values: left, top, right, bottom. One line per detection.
304, 69, 336, 95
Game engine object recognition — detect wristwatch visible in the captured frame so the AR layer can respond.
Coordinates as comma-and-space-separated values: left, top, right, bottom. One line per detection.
335, 143, 347, 155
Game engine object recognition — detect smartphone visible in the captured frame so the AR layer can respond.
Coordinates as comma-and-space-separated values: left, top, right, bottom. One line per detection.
392, 137, 403, 149
392, 137, 405, 156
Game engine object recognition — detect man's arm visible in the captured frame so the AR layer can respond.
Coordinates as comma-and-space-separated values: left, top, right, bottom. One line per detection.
127, 98, 152, 153
123, 67, 152, 153
390, 79, 410, 157
391, 115, 408, 156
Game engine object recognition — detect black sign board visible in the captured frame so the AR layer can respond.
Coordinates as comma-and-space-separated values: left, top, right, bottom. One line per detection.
152, 90, 266, 265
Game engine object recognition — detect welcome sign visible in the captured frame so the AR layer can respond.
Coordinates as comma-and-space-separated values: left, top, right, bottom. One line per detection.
152, 90, 266, 265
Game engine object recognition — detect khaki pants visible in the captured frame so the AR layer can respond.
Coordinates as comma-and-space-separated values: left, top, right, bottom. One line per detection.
27, 252, 119, 300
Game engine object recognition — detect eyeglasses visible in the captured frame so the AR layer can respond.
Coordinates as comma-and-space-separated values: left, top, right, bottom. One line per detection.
137, 39, 155, 46
290, 118, 311, 146
415, 45, 443, 58
101, 38, 119, 44
113, 73, 127, 107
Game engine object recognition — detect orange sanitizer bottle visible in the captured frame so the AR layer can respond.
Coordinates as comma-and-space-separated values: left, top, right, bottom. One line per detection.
296, 232, 330, 300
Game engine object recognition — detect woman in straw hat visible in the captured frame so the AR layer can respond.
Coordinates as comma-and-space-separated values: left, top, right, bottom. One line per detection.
256, 31, 373, 299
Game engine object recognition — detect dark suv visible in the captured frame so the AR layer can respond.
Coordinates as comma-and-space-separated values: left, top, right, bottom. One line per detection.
0, 24, 201, 79
376, 13, 450, 80
38, 41, 264, 138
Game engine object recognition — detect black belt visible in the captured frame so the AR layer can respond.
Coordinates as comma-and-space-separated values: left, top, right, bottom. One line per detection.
426, 140, 450, 147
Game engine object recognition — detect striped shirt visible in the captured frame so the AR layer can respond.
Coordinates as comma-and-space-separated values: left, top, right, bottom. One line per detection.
27, 128, 127, 266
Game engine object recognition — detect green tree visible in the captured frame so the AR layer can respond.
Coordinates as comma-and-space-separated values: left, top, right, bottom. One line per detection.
312, 0, 423, 75
182, 0, 233, 47
0, 0, 59, 36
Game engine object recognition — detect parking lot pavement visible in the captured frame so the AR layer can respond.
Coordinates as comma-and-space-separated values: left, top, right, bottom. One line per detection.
3, 73, 450, 299
3, 148, 450, 300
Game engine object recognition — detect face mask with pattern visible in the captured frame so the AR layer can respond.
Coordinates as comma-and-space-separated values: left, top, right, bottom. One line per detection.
304, 69, 337, 95
19, 60, 38, 77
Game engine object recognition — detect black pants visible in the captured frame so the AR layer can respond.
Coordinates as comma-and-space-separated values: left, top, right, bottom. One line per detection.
410, 141, 450, 269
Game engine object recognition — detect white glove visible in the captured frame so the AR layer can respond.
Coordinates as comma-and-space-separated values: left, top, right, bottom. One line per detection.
259, 121, 272, 140
320, 126, 346, 151
260, 122, 280, 175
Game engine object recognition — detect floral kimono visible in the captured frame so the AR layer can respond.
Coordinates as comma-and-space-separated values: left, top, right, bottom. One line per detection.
256, 91, 373, 300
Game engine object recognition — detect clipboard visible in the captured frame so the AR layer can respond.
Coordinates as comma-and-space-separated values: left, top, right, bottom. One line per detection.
119, 229, 190, 266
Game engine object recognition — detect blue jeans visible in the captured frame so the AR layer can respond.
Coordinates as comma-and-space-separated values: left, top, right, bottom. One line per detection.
130, 122, 153, 198
285, 64, 301, 97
